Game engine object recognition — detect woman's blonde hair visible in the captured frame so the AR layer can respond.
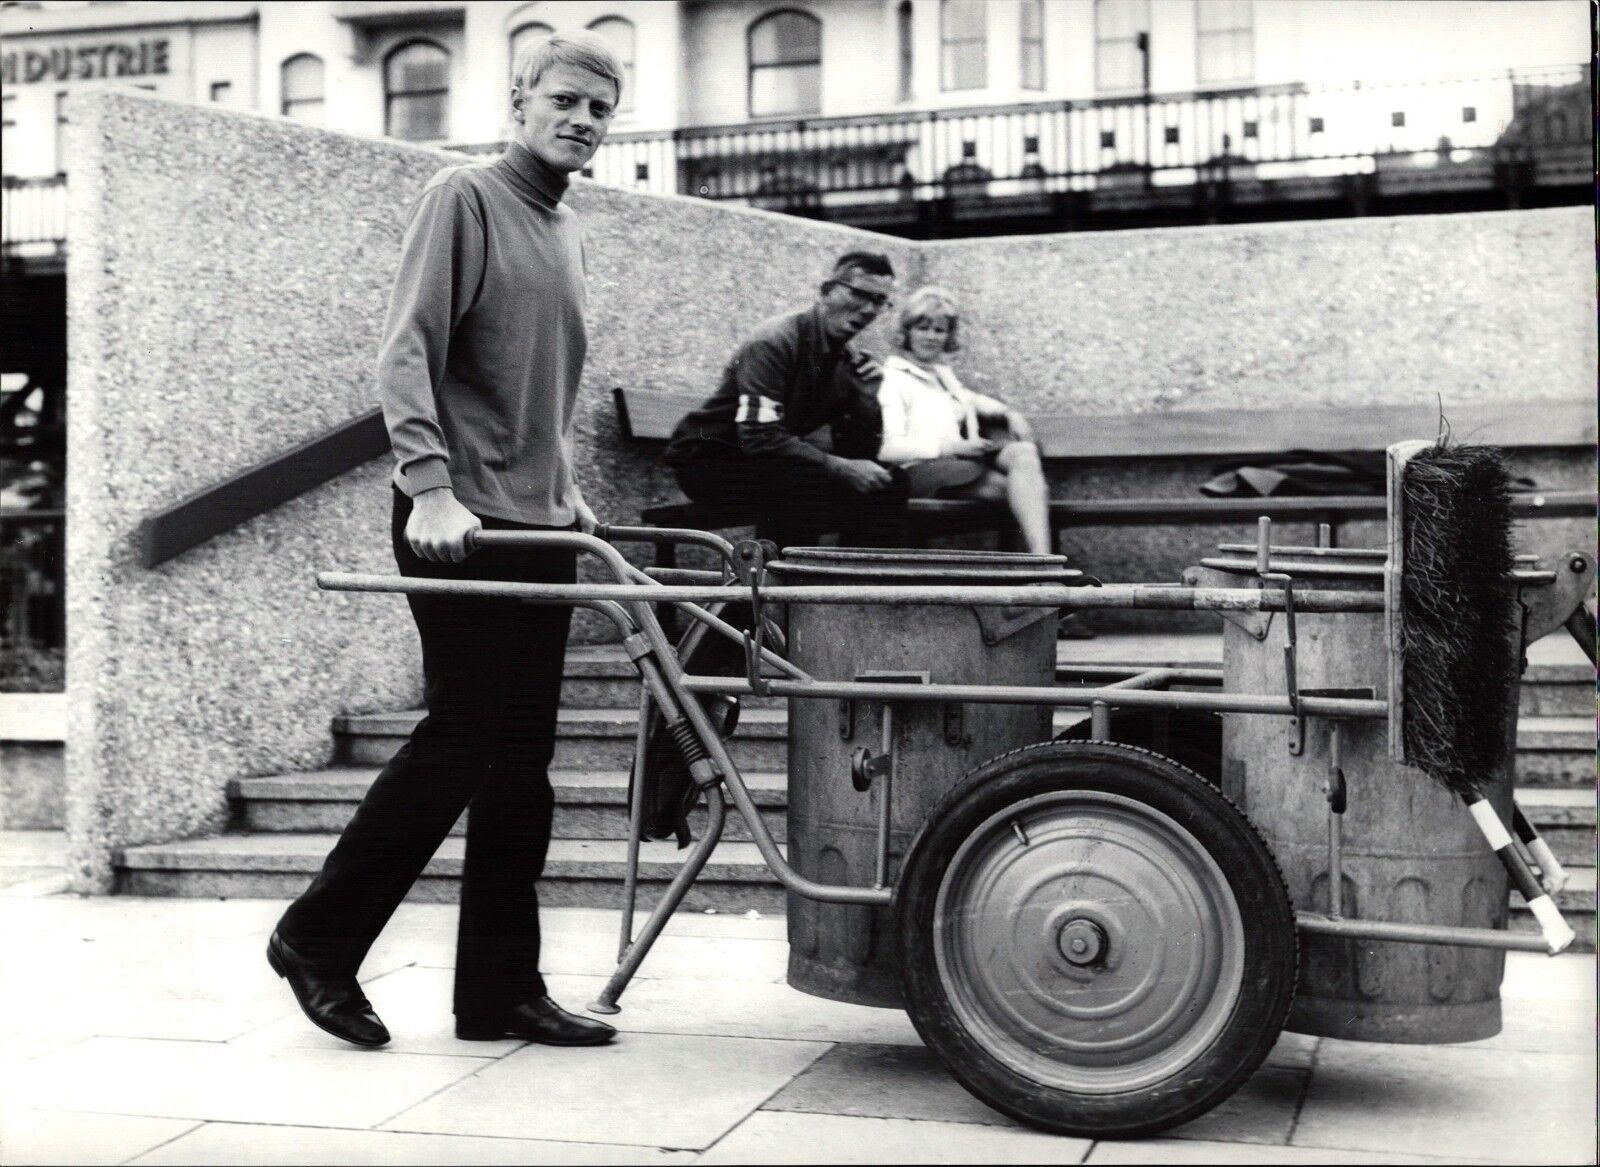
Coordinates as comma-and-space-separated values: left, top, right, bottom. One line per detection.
893, 286, 961, 353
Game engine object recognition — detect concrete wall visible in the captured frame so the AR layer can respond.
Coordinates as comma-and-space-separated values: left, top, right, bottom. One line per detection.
63, 89, 918, 890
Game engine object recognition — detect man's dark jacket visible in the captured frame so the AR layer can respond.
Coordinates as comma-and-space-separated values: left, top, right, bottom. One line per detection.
662, 304, 881, 466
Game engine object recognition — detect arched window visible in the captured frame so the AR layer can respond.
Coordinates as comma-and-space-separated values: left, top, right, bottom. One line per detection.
385, 40, 450, 141
940, 0, 986, 91
587, 16, 635, 113
510, 21, 554, 83
748, 9, 821, 119
281, 53, 325, 124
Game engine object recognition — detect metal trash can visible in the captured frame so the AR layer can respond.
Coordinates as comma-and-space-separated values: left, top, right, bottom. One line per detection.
1197, 551, 1516, 1043
771, 547, 1077, 1008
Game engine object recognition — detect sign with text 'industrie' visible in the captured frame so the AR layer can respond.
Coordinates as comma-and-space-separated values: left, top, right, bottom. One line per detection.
2, 40, 170, 86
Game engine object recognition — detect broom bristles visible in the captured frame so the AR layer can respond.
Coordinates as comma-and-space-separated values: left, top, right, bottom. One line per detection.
1398, 443, 1520, 800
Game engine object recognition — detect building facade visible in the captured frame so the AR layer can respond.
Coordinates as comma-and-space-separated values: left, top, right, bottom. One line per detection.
2, 1, 1590, 230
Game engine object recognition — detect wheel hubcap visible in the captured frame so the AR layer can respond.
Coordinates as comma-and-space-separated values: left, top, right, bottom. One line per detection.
933, 790, 1246, 1094
1058, 919, 1107, 966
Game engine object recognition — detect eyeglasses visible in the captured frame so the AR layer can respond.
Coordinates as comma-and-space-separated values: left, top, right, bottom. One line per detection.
830, 280, 895, 312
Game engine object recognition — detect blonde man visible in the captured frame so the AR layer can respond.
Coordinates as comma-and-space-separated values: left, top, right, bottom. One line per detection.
269, 31, 623, 1050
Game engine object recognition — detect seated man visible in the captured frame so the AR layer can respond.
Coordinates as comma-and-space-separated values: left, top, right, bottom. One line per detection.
662, 251, 910, 552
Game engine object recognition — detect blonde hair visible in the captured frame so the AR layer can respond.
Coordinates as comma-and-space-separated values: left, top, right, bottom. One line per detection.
893, 286, 961, 354
512, 29, 624, 105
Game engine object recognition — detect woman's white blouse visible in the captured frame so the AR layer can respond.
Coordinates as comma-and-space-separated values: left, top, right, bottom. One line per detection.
876, 354, 1007, 464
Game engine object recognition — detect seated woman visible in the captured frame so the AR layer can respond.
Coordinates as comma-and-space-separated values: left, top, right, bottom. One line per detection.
876, 286, 1052, 555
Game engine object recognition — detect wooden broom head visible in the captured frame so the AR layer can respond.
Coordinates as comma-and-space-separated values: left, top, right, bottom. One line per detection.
1396, 443, 1520, 800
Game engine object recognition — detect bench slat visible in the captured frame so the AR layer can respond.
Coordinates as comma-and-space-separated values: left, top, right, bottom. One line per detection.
614, 387, 1593, 457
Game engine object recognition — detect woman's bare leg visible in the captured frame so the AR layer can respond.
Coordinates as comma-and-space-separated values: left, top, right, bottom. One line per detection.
995, 441, 1052, 555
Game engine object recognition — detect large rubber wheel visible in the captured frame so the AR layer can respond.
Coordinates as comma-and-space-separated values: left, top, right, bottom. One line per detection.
894, 740, 1296, 1139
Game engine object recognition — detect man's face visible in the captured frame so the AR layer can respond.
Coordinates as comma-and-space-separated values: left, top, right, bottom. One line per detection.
511, 62, 617, 175
818, 270, 896, 343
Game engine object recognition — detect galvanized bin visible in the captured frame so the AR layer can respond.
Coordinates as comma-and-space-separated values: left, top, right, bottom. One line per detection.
1202, 552, 1516, 1043
770, 547, 1075, 1008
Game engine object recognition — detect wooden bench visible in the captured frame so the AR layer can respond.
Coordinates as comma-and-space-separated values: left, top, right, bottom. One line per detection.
615, 386, 1596, 566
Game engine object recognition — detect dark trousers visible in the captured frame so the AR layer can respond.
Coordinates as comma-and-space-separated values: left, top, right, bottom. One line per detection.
673, 456, 910, 553
276, 489, 576, 1020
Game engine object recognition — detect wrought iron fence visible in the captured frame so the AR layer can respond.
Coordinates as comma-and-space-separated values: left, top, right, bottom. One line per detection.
1, 175, 68, 254
571, 63, 1590, 208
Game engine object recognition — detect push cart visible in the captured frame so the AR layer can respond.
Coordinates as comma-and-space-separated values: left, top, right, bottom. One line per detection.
319, 441, 1591, 1138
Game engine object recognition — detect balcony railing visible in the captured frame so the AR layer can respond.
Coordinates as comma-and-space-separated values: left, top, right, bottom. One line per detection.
6, 64, 1589, 257
570, 64, 1591, 213
1, 175, 68, 257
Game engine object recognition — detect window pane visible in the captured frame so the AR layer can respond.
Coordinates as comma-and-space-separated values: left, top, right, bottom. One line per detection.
389, 93, 447, 141
1021, 0, 1043, 39
1196, 0, 1251, 33
588, 17, 635, 113
1022, 40, 1044, 90
942, 0, 985, 40
1198, 27, 1252, 83
282, 54, 324, 104
750, 12, 821, 66
1096, 0, 1149, 40
284, 98, 325, 125
750, 63, 820, 117
943, 41, 986, 91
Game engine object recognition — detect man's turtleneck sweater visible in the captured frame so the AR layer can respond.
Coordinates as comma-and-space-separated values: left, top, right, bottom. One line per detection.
378, 138, 588, 526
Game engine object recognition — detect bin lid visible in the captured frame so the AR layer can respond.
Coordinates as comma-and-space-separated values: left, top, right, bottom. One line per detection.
768, 546, 1083, 585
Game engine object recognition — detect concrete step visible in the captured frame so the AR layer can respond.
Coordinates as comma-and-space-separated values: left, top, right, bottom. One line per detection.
114, 828, 1592, 950
1517, 662, 1595, 717
337, 703, 1593, 786
1516, 788, 1596, 869
1512, 716, 1597, 789
114, 833, 789, 913
229, 768, 790, 843
336, 707, 795, 772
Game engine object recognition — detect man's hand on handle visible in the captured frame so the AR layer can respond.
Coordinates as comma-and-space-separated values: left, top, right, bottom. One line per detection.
406, 487, 481, 563
829, 456, 895, 494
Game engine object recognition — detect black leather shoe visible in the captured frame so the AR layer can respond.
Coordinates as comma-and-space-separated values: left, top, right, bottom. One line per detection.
456, 997, 617, 1045
267, 930, 390, 1049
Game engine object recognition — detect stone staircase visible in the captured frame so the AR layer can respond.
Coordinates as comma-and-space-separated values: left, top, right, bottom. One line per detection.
116, 634, 1595, 945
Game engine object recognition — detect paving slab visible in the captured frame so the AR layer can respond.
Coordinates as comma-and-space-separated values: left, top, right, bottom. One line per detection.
760, 1042, 1024, 1128
761, 1040, 1314, 1144
0, 1107, 201, 1167
544, 970, 925, 1046
698, 1111, 1093, 1164
1292, 1043, 1597, 1164
1084, 1138, 1504, 1164
6, 1036, 491, 1129
382, 1029, 830, 1150
126, 1122, 696, 1165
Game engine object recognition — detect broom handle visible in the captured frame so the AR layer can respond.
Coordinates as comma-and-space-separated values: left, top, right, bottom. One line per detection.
1512, 800, 1571, 895
1466, 798, 1575, 955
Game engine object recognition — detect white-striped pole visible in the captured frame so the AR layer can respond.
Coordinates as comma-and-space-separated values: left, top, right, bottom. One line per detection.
1512, 800, 1571, 895
1467, 797, 1575, 955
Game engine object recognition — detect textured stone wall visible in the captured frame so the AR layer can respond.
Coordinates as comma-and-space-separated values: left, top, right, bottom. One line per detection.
63, 90, 918, 888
